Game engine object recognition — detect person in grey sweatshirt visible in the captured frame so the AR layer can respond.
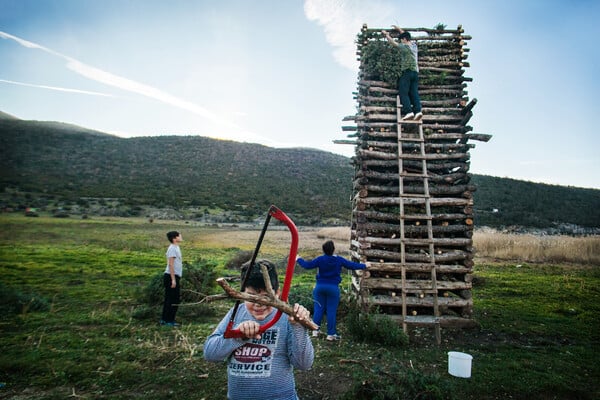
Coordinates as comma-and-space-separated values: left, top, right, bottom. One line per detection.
203, 259, 314, 400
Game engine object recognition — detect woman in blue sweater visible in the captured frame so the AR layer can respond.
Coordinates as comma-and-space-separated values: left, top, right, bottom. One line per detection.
296, 240, 366, 341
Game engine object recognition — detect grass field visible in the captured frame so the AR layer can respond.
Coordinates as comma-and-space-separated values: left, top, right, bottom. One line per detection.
0, 214, 599, 399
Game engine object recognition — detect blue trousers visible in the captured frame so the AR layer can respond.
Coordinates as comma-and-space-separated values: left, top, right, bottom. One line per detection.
312, 282, 340, 336
399, 70, 421, 115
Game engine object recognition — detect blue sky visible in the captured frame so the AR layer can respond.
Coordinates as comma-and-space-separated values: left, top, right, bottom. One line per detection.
1, 0, 599, 189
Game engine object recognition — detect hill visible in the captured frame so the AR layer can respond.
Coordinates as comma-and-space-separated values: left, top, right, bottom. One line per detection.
1, 118, 599, 228
0, 110, 19, 120
0, 119, 353, 224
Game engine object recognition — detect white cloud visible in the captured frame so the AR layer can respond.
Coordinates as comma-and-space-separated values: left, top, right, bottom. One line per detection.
303, 0, 394, 71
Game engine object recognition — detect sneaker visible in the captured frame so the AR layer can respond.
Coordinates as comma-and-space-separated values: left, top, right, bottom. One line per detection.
326, 334, 341, 341
414, 112, 423, 120
164, 322, 180, 327
402, 113, 414, 121
159, 320, 166, 325
312, 330, 319, 338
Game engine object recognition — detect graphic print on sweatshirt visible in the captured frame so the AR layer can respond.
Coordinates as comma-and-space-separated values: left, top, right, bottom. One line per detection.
229, 328, 279, 377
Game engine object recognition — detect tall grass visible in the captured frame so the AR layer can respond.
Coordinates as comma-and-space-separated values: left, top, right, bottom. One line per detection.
317, 226, 600, 265
474, 231, 600, 264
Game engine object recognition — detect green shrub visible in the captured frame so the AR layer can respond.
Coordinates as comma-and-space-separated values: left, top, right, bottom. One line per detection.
224, 249, 253, 270
361, 40, 403, 86
346, 301, 409, 347
287, 283, 314, 311
0, 283, 50, 315
139, 258, 220, 306
341, 367, 453, 400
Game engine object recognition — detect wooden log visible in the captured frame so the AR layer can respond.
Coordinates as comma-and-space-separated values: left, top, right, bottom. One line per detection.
359, 130, 396, 138
368, 295, 472, 308
460, 110, 473, 126
358, 79, 394, 88
363, 86, 398, 95
358, 94, 397, 103
359, 159, 469, 172
418, 47, 469, 55
422, 123, 472, 133
361, 277, 471, 290
357, 121, 396, 129
360, 105, 396, 113
359, 140, 474, 152
422, 114, 466, 123
360, 105, 465, 115
355, 223, 473, 237
359, 113, 396, 121
361, 236, 472, 247
421, 98, 464, 107
358, 148, 470, 161
216, 275, 318, 332
364, 261, 472, 273
419, 88, 467, 95
355, 184, 477, 197
382, 314, 478, 328
423, 133, 466, 140
419, 84, 467, 90
353, 173, 476, 187
420, 66, 464, 75
463, 133, 493, 142
419, 61, 469, 68
355, 219, 474, 232
461, 98, 477, 115
355, 210, 472, 223
355, 169, 452, 182
333, 139, 358, 145
368, 26, 466, 35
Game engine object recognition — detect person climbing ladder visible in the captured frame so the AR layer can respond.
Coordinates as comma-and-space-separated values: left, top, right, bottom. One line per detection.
382, 25, 423, 121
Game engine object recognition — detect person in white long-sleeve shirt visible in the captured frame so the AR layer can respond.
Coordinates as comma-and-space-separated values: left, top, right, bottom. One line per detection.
203, 259, 314, 400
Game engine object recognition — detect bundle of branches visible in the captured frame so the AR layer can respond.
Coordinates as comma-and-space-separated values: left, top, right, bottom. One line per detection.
361, 40, 403, 86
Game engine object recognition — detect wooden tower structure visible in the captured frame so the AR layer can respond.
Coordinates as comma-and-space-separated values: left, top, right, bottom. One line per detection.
336, 24, 492, 343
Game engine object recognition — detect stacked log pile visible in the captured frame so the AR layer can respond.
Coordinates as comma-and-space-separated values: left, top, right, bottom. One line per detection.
338, 24, 491, 330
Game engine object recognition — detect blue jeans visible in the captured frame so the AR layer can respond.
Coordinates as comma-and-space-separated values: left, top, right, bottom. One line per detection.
312, 282, 340, 336
399, 70, 421, 115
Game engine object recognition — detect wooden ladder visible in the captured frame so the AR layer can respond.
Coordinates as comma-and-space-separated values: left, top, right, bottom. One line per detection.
396, 96, 441, 344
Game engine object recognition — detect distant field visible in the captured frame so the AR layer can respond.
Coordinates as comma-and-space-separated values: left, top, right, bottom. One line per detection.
0, 214, 598, 399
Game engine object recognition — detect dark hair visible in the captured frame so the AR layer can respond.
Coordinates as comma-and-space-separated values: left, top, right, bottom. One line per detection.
322, 240, 335, 256
166, 231, 180, 243
399, 31, 411, 41
240, 259, 279, 292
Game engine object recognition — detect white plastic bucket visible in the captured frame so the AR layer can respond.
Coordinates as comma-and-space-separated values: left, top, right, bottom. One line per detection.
448, 351, 472, 378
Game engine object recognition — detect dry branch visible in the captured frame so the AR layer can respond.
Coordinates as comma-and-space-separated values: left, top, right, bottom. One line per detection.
215, 271, 318, 332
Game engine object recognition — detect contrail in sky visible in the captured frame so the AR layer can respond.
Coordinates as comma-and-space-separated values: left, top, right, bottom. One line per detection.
0, 78, 114, 97
0, 30, 238, 129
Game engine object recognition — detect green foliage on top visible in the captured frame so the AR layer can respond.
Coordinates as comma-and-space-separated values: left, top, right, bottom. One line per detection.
360, 40, 404, 85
